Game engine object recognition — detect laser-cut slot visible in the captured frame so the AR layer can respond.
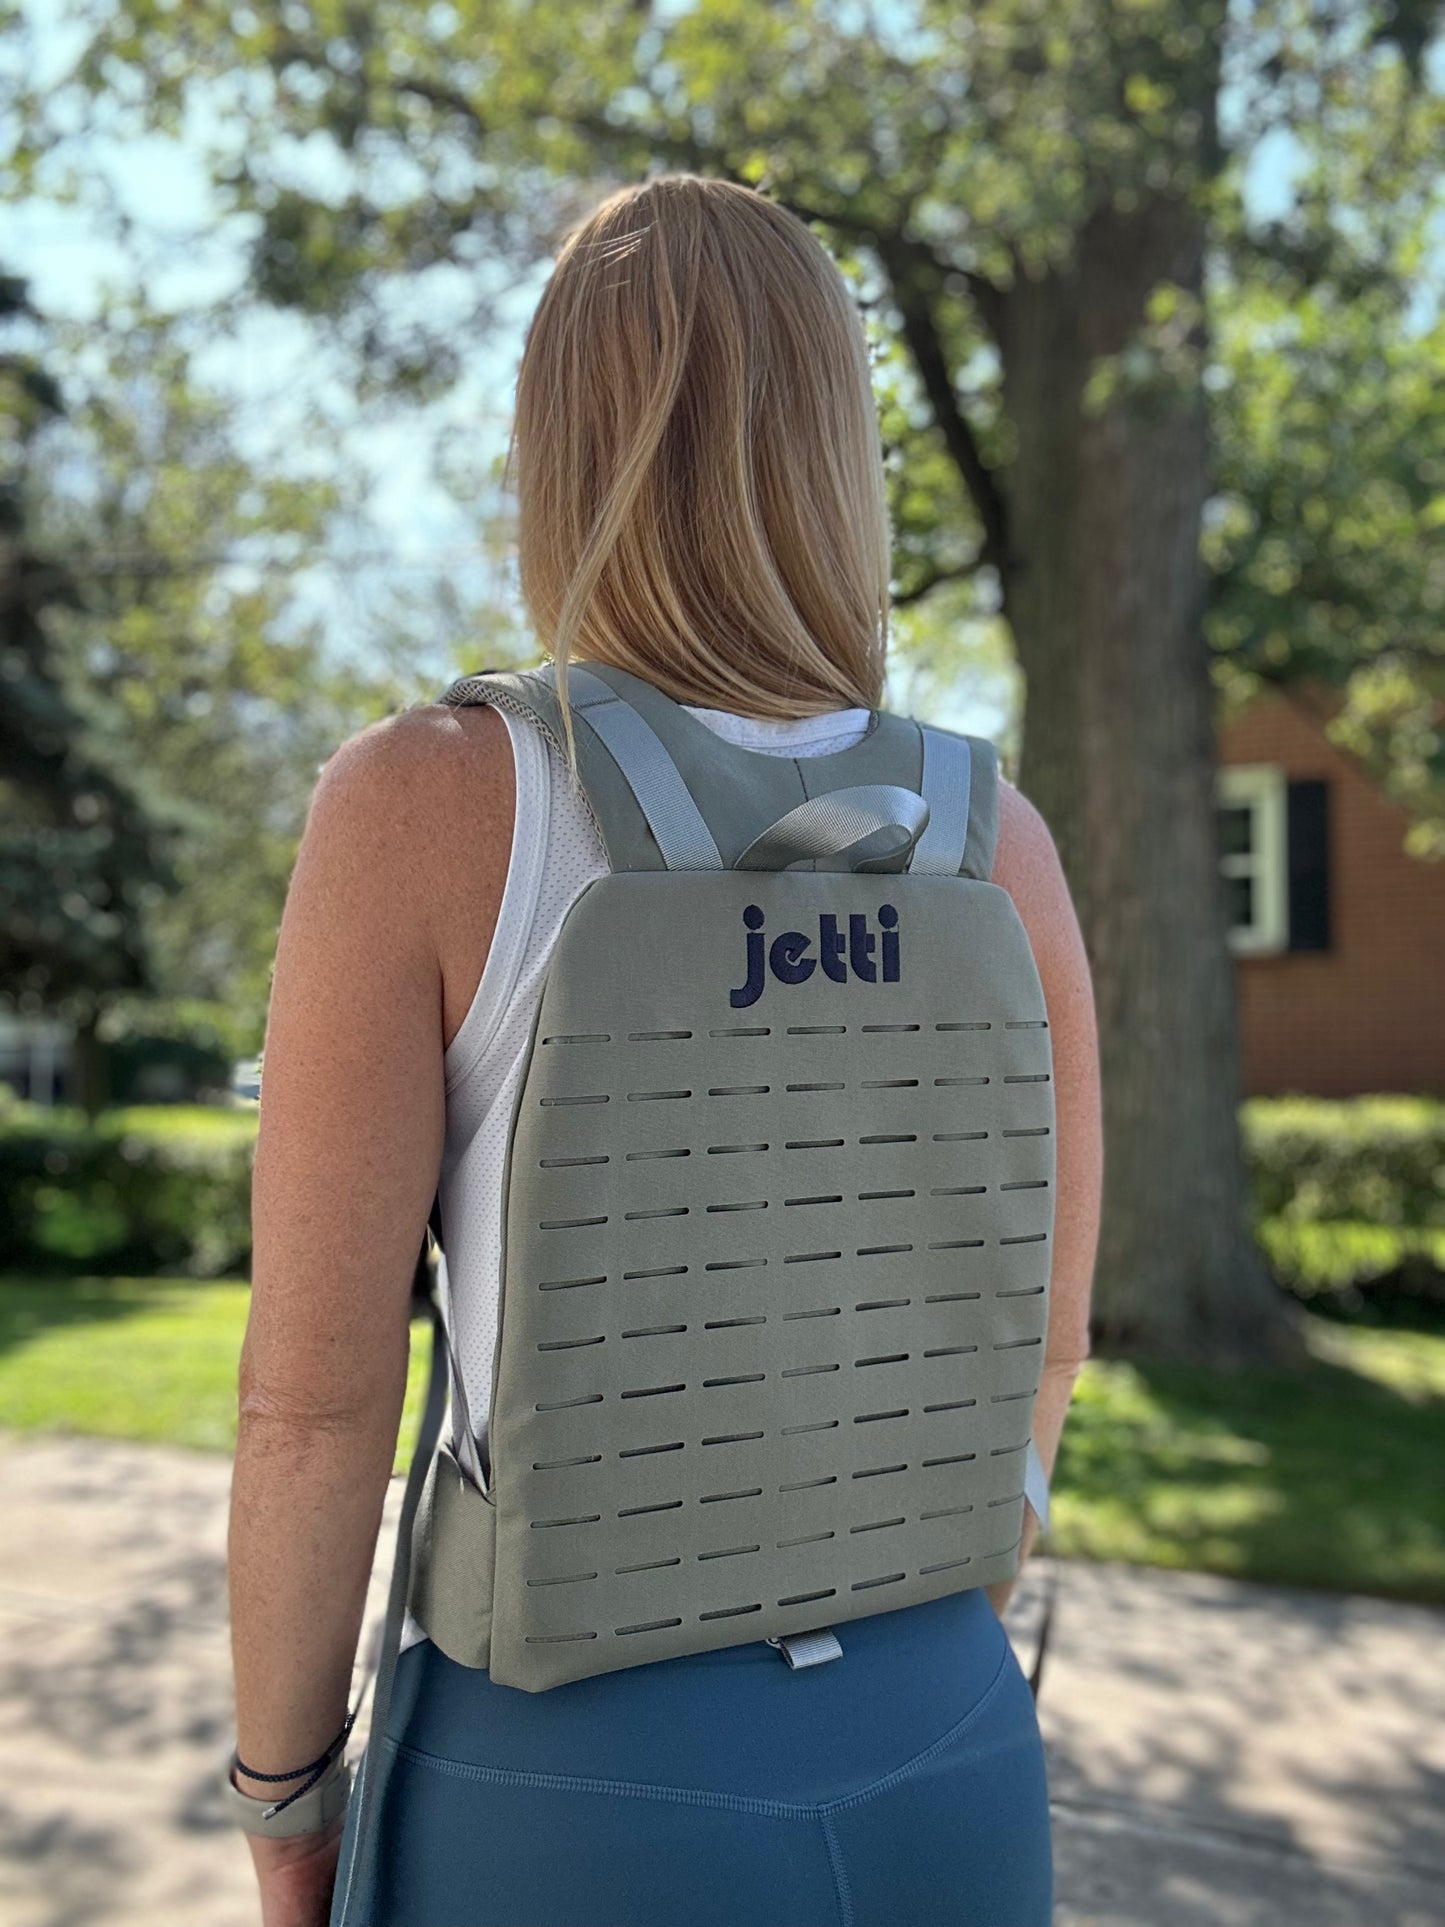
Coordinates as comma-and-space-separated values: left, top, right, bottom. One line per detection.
1001, 1232, 1049, 1246
525, 1631, 597, 1643
925, 1399, 978, 1413
697, 1545, 761, 1562
924, 1345, 979, 1359
699, 1488, 763, 1505
525, 1570, 599, 1586
928, 1238, 986, 1250
920, 1504, 974, 1521
618, 1440, 685, 1458
784, 1194, 844, 1207
857, 1243, 913, 1256
785, 1137, 846, 1150
781, 1362, 841, 1377
990, 1391, 1033, 1404
935, 1022, 991, 1031
629, 1029, 693, 1041
1003, 1074, 1052, 1084
779, 1475, 837, 1492
786, 1025, 846, 1035
925, 1292, 982, 1304
709, 1027, 771, 1038
540, 1154, 610, 1168
622, 1265, 689, 1280
621, 1324, 687, 1339
624, 1206, 689, 1221
532, 1454, 603, 1471
1001, 1128, 1050, 1137
708, 1084, 771, 1097
778, 1531, 836, 1548
934, 1076, 989, 1087
618, 1500, 684, 1517
707, 1200, 768, 1212
861, 1133, 917, 1144
786, 1082, 846, 1092
627, 1089, 692, 1102
703, 1373, 765, 1387
994, 1337, 1043, 1351
995, 1285, 1046, 1298
707, 1143, 769, 1155
539, 1214, 608, 1230
862, 1078, 920, 1089
854, 1408, 909, 1424
987, 1491, 1027, 1508
538, 1274, 606, 1292
620, 1382, 686, 1400
930, 1186, 986, 1197
699, 1603, 763, 1620
617, 1616, 683, 1635
861, 1024, 920, 1033
782, 1306, 842, 1320
856, 1298, 910, 1312
852, 1463, 907, 1479
1005, 1020, 1049, 1029
703, 1315, 767, 1330
530, 1514, 602, 1529
702, 1430, 766, 1447
1001, 1179, 1050, 1191
779, 1587, 837, 1605
540, 1093, 609, 1106
990, 1442, 1027, 1458
536, 1393, 604, 1412
704, 1257, 768, 1271
859, 1188, 915, 1201
625, 1147, 691, 1160
615, 1556, 682, 1575
922, 1453, 977, 1468
783, 1250, 842, 1264
543, 1033, 610, 1045
782, 1418, 839, 1435
856, 1353, 909, 1368
537, 1334, 606, 1351
850, 1516, 906, 1534
920, 1556, 972, 1575
933, 1131, 987, 1142
852, 1572, 905, 1590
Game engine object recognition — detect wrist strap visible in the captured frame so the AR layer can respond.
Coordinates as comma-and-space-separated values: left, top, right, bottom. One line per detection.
224, 1748, 353, 1838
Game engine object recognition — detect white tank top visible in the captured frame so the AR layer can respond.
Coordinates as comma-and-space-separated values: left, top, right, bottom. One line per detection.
401, 697, 871, 1650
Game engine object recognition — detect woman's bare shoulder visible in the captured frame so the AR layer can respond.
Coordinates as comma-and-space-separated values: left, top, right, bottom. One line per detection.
991, 776, 1090, 979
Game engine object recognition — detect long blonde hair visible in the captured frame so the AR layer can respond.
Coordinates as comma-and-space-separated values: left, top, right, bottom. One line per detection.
506, 173, 892, 770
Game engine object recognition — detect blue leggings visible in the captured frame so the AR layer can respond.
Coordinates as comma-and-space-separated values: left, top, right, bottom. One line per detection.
331, 1587, 1051, 1927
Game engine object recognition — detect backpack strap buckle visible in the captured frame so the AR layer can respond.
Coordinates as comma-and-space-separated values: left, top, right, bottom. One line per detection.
766, 1628, 844, 1670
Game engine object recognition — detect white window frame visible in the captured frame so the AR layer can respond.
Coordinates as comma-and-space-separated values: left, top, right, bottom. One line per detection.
1216, 764, 1288, 955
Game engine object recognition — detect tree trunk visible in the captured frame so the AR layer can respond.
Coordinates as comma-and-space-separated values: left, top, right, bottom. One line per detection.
1001, 193, 1300, 1366
70, 1008, 112, 1121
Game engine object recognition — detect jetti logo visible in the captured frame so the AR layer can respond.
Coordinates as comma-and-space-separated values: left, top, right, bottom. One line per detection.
729, 903, 900, 1009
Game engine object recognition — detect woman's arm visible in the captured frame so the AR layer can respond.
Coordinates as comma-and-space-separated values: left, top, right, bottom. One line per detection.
986, 778, 1103, 1612
228, 705, 507, 1925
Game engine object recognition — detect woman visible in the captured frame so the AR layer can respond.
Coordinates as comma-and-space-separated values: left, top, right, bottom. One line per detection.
226, 174, 1101, 1927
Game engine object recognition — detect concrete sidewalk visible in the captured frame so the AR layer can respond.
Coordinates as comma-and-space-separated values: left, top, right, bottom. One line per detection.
1, 1433, 1441, 1927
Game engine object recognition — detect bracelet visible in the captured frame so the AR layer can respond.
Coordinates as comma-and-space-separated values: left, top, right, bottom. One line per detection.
224, 1709, 357, 1838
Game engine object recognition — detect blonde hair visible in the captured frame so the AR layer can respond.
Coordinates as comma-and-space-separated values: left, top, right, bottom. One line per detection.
505, 173, 892, 770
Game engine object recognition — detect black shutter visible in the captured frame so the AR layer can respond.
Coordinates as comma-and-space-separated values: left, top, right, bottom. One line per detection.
1286, 779, 1331, 952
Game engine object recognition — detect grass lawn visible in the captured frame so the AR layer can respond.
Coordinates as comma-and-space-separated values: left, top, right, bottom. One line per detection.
1, 1273, 1442, 1604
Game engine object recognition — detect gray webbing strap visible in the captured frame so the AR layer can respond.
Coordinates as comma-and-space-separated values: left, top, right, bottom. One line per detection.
733, 784, 931, 872
333, 1290, 451, 1927
1024, 1438, 1051, 1535
557, 665, 723, 872
910, 724, 972, 875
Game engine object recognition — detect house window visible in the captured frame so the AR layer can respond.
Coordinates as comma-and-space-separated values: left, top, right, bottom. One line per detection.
1216, 765, 1288, 954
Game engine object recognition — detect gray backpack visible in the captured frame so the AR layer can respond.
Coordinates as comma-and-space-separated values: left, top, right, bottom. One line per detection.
336, 660, 1054, 1910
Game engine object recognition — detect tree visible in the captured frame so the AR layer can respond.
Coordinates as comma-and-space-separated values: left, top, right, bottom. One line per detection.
28, 0, 1445, 1356
0, 272, 180, 1111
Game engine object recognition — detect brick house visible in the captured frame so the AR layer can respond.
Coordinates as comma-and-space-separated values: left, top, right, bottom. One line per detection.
1214, 683, 1445, 1098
